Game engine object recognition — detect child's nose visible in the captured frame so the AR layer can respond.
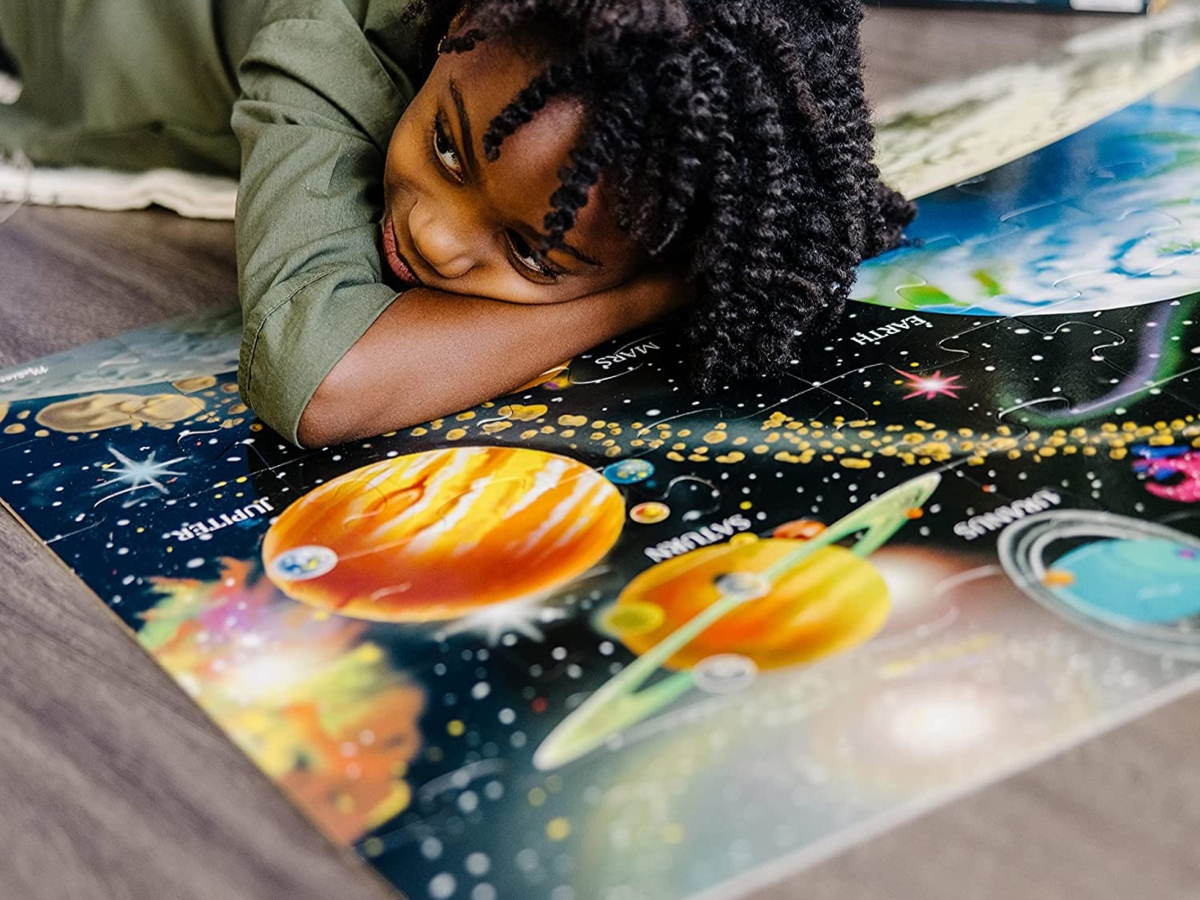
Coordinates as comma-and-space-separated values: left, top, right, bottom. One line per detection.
408, 201, 478, 280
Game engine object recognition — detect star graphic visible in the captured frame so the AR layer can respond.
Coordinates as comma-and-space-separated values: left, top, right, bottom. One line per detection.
435, 599, 567, 645
95, 447, 187, 507
895, 368, 963, 401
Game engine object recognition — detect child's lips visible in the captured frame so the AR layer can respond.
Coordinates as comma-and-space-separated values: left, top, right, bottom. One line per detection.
382, 217, 423, 288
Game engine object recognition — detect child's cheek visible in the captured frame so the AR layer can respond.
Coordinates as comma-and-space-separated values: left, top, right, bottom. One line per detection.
382, 98, 431, 203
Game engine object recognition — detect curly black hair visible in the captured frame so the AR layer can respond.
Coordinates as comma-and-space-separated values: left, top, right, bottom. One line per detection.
407, 0, 915, 390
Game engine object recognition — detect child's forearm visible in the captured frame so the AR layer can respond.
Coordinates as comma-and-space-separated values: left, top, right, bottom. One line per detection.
296, 273, 683, 447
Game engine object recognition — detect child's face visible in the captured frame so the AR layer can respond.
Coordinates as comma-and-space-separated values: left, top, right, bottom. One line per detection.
381, 36, 645, 304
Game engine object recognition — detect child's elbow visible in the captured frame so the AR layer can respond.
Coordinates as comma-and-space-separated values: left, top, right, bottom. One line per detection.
295, 361, 431, 448
297, 374, 357, 449
296, 395, 339, 449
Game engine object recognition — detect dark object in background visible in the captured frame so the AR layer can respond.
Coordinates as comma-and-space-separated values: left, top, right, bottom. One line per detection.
871, 0, 1170, 13
0, 39, 15, 76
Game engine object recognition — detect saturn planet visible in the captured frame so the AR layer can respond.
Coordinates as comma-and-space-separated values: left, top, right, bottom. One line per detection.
535, 472, 942, 770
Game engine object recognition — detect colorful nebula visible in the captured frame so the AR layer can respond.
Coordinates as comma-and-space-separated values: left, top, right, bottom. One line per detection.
138, 560, 424, 842
263, 447, 626, 622
1134, 445, 1200, 503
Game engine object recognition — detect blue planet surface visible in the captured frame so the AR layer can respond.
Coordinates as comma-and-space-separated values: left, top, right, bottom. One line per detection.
853, 72, 1200, 317
1051, 538, 1200, 624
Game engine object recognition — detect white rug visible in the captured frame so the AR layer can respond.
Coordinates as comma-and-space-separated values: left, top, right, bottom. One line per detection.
0, 70, 236, 220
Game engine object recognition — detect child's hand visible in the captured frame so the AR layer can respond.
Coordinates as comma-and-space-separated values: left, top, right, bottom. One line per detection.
572, 266, 691, 335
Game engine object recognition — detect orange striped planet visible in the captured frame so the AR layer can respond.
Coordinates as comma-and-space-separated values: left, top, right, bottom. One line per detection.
263, 447, 625, 622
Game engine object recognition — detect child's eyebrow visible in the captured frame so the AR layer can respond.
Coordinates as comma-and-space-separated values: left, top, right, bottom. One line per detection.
449, 79, 480, 179
451, 77, 601, 270
557, 244, 601, 268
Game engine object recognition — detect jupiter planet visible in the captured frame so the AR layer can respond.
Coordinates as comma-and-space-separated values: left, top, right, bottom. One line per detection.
263, 447, 625, 622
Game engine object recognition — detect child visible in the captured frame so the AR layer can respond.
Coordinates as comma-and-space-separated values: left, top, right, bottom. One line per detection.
0, 0, 914, 447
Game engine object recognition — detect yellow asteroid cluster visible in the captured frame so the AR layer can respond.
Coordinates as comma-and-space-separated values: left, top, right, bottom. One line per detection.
4, 376, 1197, 472
403, 403, 1200, 471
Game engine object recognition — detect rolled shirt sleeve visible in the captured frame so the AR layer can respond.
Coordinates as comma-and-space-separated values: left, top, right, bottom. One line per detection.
232, 0, 418, 444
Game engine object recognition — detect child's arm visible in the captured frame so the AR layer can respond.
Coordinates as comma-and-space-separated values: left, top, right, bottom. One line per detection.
232, 1, 416, 446
297, 272, 682, 448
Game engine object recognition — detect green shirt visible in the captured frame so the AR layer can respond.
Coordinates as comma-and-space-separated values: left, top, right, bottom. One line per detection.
0, 0, 422, 444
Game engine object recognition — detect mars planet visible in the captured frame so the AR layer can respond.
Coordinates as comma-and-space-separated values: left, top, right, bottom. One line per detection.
263, 447, 625, 622
629, 501, 670, 524
772, 518, 828, 541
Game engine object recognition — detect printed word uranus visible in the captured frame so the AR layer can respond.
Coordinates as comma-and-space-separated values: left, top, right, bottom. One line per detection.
0, 364, 48, 383
850, 316, 931, 346
953, 490, 1061, 541
167, 498, 274, 542
594, 341, 660, 370
644, 514, 754, 563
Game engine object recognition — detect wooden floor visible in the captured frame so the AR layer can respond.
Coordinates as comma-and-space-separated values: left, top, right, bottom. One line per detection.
2, 6, 1199, 900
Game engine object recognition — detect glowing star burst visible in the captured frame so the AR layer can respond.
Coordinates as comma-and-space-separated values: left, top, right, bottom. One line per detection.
896, 368, 963, 401
436, 599, 567, 646
95, 447, 187, 507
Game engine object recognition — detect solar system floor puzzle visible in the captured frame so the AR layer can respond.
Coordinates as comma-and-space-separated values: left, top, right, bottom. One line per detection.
6, 35, 1200, 900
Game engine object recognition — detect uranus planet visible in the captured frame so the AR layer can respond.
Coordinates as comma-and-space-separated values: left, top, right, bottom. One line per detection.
999, 510, 1200, 658
1050, 538, 1200, 624
263, 447, 625, 622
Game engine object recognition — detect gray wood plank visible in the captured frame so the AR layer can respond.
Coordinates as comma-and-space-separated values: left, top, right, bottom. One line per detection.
0, 205, 392, 900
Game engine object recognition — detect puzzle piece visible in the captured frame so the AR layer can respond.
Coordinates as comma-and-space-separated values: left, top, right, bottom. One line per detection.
985, 318, 1145, 425
0, 306, 241, 406
968, 200, 1099, 252
1015, 296, 1200, 418
860, 77, 1200, 322
807, 301, 998, 376
0, 366, 314, 568
0, 306, 282, 544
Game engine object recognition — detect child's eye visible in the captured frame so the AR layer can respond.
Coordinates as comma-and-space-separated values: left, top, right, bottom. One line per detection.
506, 230, 559, 281
432, 116, 463, 180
